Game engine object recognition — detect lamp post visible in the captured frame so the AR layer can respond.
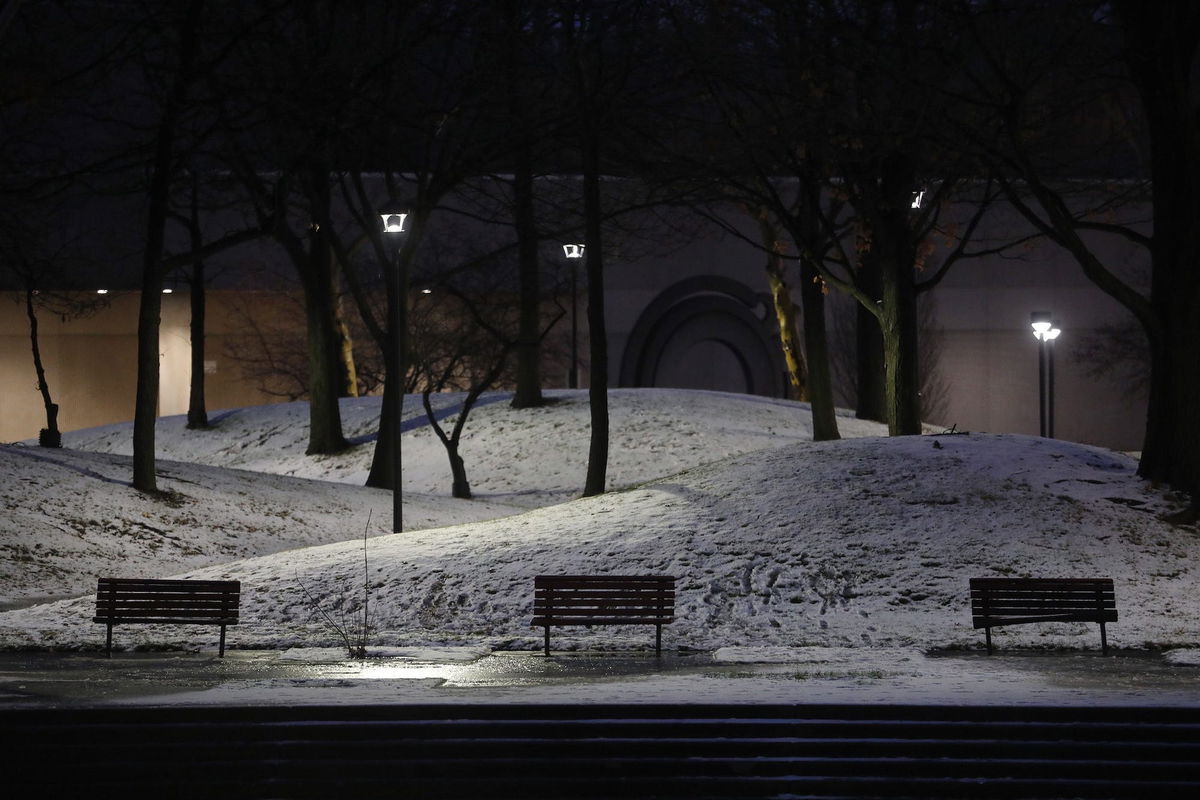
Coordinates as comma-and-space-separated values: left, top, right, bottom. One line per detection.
382, 212, 408, 532
1030, 311, 1062, 438
563, 243, 585, 389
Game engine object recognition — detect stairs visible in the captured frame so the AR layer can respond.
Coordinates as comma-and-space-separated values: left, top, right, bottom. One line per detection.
7, 703, 1200, 798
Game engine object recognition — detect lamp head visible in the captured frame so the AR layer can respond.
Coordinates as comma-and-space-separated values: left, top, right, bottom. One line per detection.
380, 213, 408, 233
1030, 311, 1052, 337
563, 243, 585, 259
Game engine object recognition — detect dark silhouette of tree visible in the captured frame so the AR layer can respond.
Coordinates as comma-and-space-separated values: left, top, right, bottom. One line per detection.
495, 0, 556, 410
952, 0, 1200, 506
413, 279, 518, 499
1112, 0, 1200, 509
210, 1, 385, 458
670, 0, 997, 436
319, 3, 534, 496
132, 0, 207, 493
0, 214, 108, 446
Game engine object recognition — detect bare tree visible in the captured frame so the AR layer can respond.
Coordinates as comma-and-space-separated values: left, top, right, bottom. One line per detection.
0, 215, 108, 445
553, 0, 674, 496
668, 1, 991, 436
132, 0, 207, 493
952, 0, 1200, 505
413, 281, 518, 499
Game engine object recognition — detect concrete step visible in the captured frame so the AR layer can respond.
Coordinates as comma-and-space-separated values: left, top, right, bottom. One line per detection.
8, 703, 1200, 798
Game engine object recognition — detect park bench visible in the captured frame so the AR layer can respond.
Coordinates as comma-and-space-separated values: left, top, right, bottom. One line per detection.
531, 575, 675, 656
93, 577, 241, 658
970, 577, 1117, 654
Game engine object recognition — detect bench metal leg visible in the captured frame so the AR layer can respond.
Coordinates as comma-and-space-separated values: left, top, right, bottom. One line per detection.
219, 625, 227, 658
655, 624, 662, 656
543, 625, 550, 657
985, 627, 993, 655
1100, 622, 1108, 656
105, 623, 113, 659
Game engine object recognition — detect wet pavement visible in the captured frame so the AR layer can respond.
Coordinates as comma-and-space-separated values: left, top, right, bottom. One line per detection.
2, 647, 1199, 709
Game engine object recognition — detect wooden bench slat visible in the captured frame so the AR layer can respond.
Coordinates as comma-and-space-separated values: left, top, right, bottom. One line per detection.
974, 618, 1113, 628
532, 575, 676, 655
974, 588, 1115, 593
972, 600, 1116, 610
969, 577, 1117, 654
970, 577, 1113, 586
531, 618, 677, 627
533, 578, 675, 587
97, 597, 239, 606
535, 594, 676, 599
535, 585, 676, 592
92, 618, 238, 624
92, 618, 240, 623
536, 574, 673, 580
534, 598, 673, 608
971, 599, 1116, 608
97, 578, 237, 589
535, 614, 676, 618
94, 578, 241, 658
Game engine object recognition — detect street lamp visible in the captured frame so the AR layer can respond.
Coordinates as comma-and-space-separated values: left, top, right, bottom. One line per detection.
563, 243, 585, 389
382, 212, 409, 532
1031, 311, 1062, 438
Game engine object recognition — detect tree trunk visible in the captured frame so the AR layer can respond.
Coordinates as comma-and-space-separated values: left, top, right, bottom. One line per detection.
581, 135, 609, 498
1142, 329, 1200, 501
301, 229, 349, 455
365, 375, 398, 489
510, 137, 544, 408
133, 0, 205, 493
876, 152, 924, 436
1119, 0, 1200, 501
134, 265, 165, 491
185, 170, 208, 430
186, 257, 208, 429
879, 250, 923, 435
25, 288, 60, 445
755, 209, 809, 400
334, 293, 359, 397
449, 448, 471, 499
854, 251, 887, 423
800, 260, 841, 441
789, 175, 841, 442
300, 167, 349, 456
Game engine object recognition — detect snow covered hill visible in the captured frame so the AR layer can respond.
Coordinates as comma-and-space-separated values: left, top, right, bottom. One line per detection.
1, 389, 1196, 655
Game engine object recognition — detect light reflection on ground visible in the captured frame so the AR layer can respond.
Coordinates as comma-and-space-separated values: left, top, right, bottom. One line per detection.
1, 648, 1198, 708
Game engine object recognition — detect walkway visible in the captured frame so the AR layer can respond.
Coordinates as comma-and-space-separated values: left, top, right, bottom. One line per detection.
3, 647, 1200, 708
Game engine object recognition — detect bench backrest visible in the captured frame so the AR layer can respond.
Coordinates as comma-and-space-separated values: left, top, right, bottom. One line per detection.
970, 577, 1116, 626
534, 575, 675, 624
95, 578, 241, 624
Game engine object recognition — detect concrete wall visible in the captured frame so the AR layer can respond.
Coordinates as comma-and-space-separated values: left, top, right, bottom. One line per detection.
1, 291, 284, 443
604, 203, 1149, 453
0, 197, 1151, 453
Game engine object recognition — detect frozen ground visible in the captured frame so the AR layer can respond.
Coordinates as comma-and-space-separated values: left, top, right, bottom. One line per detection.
2, 388, 1199, 706
5, 647, 1200, 709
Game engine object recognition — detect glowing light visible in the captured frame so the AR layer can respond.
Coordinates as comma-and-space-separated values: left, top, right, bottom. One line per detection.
380, 213, 408, 233
563, 243, 585, 259
1030, 311, 1052, 338
911, 190, 925, 209
96, 289, 108, 294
